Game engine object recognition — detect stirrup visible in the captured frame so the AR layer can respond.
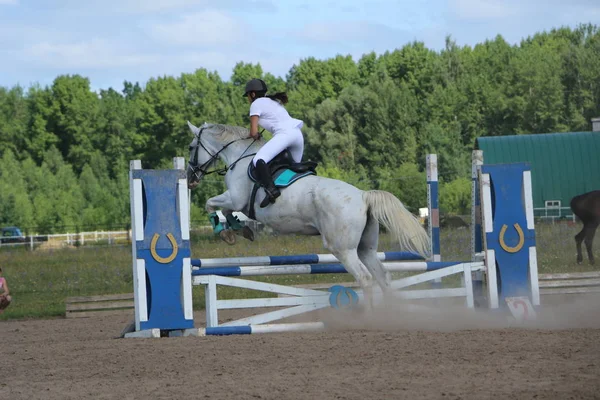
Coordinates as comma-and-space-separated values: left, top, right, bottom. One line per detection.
260, 187, 280, 208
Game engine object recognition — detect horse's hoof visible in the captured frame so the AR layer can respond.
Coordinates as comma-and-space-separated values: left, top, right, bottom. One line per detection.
241, 226, 254, 241
219, 229, 236, 245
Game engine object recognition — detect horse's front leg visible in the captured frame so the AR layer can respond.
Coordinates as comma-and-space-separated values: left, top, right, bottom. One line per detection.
206, 191, 254, 244
206, 191, 238, 245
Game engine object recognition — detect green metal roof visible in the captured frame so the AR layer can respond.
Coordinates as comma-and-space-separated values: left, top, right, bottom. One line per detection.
475, 131, 600, 210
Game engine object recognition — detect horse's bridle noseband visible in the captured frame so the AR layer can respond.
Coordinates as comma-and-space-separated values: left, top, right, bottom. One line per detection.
188, 126, 258, 182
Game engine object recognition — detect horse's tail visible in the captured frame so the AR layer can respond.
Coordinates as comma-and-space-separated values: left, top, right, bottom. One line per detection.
363, 190, 431, 259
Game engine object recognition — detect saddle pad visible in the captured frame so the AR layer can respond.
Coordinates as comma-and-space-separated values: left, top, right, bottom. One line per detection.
273, 169, 315, 188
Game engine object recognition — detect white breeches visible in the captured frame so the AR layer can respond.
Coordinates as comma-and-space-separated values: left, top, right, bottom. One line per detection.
253, 128, 304, 165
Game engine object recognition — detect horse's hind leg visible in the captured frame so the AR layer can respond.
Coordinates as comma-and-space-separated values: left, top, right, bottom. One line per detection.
575, 224, 586, 265
329, 248, 375, 309
358, 215, 391, 291
584, 221, 599, 265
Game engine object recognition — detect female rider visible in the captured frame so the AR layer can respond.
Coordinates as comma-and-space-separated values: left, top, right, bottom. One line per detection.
244, 78, 305, 208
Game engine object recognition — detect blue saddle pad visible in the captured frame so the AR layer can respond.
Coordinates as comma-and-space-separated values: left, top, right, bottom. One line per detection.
273, 169, 315, 188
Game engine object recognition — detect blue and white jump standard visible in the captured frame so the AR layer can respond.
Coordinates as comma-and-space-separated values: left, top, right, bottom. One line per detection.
123, 153, 540, 338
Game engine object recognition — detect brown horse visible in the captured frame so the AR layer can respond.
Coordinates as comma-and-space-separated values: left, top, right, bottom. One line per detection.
570, 190, 600, 265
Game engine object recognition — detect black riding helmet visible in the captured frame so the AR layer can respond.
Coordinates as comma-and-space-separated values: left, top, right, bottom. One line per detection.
243, 78, 268, 97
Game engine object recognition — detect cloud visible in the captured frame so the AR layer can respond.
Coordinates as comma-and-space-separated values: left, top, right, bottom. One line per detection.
21, 39, 158, 69
147, 10, 251, 47
449, 0, 519, 20
48, 0, 276, 14
297, 21, 400, 44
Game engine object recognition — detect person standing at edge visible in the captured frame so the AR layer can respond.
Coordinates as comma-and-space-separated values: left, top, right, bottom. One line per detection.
0, 267, 11, 314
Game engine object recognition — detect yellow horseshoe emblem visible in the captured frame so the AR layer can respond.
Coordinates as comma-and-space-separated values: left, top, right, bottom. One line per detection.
499, 223, 524, 253
150, 233, 178, 263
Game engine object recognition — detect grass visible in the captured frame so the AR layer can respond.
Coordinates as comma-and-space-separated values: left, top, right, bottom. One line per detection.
0, 221, 597, 320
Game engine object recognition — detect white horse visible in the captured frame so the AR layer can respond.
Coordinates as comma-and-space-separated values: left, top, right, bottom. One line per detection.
186, 121, 431, 303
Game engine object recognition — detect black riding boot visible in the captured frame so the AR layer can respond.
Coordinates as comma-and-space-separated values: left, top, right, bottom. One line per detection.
255, 159, 281, 208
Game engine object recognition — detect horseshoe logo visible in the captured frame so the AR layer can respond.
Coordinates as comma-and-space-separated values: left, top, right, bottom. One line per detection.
328, 285, 359, 309
499, 223, 524, 253
150, 233, 179, 263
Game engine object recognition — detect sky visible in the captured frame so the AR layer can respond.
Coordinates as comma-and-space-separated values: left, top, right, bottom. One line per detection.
0, 0, 599, 92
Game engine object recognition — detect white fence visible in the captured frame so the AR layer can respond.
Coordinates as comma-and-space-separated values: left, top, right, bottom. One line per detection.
0, 230, 131, 251
533, 206, 576, 223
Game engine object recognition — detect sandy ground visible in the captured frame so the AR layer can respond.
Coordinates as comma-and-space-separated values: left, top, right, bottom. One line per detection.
2, 294, 600, 400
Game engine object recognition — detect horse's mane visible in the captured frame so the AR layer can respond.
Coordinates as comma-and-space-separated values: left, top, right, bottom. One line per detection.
203, 123, 250, 143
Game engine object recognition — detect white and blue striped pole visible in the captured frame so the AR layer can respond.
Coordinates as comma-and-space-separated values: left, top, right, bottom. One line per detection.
191, 260, 468, 278
427, 154, 442, 288
191, 251, 423, 268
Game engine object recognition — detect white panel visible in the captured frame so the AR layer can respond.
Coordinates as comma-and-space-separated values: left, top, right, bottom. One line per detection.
182, 258, 193, 320
391, 263, 468, 290
463, 263, 474, 308
205, 276, 218, 328
523, 171, 534, 230
124, 328, 160, 339
529, 247, 540, 306
178, 179, 190, 240
216, 295, 329, 310
134, 259, 148, 326
130, 160, 142, 170
239, 265, 313, 276
198, 256, 272, 267
212, 275, 326, 297
471, 150, 483, 178
221, 304, 328, 327
132, 179, 144, 241
485, 249, 499, 309
426, 154, 438, 181
173, 156, 185, 170
480, 173, 494, 234
251, 322, 326, 334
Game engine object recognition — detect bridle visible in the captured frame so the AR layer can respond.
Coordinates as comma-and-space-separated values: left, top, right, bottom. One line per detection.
188, 126, 259, 182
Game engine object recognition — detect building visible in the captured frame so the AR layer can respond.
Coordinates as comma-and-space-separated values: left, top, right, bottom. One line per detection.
474, 119, 600, 221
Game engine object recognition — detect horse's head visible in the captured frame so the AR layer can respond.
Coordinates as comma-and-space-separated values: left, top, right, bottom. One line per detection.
186, 121, 259, 189
186, 121, 219, 189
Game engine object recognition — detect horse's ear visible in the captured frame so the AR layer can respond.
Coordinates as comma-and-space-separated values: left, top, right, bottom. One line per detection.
187, 121, 199, 135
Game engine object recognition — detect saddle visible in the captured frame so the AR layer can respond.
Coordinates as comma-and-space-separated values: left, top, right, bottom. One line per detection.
247, 150, 318, 182
247, 150, 318, 219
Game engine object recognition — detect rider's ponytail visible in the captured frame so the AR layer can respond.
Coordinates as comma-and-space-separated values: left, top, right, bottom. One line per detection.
266, 92, 288, 105
252, 91, 289, 105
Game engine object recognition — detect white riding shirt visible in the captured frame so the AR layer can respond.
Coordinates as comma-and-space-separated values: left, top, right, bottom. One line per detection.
249, 97, 304, 134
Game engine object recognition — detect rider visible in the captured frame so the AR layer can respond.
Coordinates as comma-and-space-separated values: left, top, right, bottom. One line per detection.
244, 78, 305, 208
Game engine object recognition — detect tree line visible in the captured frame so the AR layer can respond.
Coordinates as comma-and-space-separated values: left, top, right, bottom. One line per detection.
1, 24, 599, 233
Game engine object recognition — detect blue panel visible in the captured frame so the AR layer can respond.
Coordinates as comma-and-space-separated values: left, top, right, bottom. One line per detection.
384, 251, 423, 261
192, 267, 242, 276
481, 163, 535, 304
431, 227, 441, 255
132, 169, 194, 331
205, 326, 252, 335
310, 264, 349, 274
424, 261, 462, 270
270, 254, 319, 265
428, 181, 439, 209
